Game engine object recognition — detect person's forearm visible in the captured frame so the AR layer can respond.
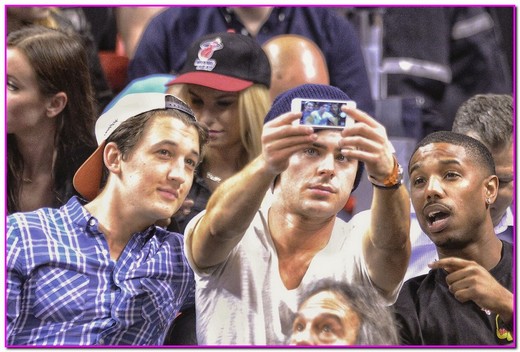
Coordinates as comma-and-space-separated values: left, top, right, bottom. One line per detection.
205, 156, 274, 238
191, 156, 276, 268
371, 186, 411, 248
365, 185, 411, 294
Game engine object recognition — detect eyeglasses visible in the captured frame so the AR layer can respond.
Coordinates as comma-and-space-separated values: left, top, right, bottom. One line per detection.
165, 94, 196, 121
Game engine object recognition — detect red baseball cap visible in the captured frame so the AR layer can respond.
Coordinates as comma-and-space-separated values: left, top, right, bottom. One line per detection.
167, 31, 271, 92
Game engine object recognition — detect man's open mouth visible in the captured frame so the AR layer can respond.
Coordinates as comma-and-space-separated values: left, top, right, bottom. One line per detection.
423, 204, 451, 233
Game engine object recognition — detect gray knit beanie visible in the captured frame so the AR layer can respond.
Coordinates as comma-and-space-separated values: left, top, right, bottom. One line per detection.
265, 83, 351, 123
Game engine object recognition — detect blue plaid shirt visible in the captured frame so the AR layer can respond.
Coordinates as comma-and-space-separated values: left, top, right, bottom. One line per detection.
7, 196, 195, 346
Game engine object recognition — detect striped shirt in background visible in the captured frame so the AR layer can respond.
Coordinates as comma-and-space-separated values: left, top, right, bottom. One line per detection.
7, 196, 195, 346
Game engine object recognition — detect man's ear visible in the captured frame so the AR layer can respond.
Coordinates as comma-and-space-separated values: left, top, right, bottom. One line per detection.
45, 91, 68, 118
485, 175, 499, 203
104, 142, 123, 174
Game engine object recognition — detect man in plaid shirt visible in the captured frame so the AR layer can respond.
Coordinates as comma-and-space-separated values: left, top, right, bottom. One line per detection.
7, 93, 207, 345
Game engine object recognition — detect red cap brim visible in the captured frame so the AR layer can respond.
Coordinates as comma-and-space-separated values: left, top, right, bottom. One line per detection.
166, 71, 253, 92
73, 142, 105, 201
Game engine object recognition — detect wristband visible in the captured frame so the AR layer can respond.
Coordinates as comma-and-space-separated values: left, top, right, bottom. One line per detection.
368, 155, 403, 189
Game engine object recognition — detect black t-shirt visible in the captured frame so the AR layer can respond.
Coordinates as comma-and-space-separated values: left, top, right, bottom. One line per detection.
393, 241, 513, 345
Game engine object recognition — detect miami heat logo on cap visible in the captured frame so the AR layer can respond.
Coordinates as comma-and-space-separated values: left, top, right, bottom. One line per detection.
194, 37, 224, 72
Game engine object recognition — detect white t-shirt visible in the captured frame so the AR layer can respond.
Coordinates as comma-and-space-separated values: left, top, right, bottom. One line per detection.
184, 194, 396, 345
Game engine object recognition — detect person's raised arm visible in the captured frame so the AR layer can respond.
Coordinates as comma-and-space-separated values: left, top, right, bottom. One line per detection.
189, 112, 316, 269
339, 106, 411, 296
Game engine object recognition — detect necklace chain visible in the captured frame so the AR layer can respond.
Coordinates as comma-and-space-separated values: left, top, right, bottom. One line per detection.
206, 171, 222, 183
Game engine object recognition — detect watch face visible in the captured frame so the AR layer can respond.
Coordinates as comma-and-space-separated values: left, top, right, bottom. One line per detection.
396, 163, 404, 184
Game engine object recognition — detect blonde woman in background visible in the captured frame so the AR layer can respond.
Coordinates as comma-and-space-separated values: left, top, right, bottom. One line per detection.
165, 31, 271, 234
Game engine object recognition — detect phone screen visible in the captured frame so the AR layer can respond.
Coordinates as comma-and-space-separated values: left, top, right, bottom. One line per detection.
299, 100, 350, 127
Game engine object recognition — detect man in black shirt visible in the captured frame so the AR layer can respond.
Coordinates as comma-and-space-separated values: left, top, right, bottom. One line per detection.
393, 131, 513, 345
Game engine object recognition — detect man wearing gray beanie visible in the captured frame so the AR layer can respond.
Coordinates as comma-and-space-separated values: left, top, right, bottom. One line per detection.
184, 84, 411, 345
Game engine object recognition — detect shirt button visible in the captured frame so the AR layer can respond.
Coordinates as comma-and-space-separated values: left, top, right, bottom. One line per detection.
99, 338, 104, 344
88, 218, 96, 227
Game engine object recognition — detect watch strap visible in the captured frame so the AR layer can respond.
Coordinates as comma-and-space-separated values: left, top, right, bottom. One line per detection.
368, 155, 403, 189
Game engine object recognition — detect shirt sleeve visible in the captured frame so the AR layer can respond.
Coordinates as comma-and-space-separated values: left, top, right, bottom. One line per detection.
6, 217, 24, 339
391, 279, 424, 345
127, 11, 172, 80
182, 210, 220, 277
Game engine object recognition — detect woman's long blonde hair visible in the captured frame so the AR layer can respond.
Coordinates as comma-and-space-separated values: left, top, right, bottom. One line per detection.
170, 83, 271, 163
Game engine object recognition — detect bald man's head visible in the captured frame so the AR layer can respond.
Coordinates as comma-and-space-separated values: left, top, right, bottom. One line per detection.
262, 34, 329, 101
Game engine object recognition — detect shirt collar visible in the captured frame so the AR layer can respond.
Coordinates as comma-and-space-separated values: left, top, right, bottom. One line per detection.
65, 196, 93, 230
494, 206, 514, 234
220, 7, 289, 33
67, 195, 156, 245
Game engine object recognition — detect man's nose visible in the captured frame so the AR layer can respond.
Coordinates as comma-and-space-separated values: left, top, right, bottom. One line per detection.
291, 330, 313, 346
425, 176, 444, 200
167, 158, 187, 185
317, 154, 335, 177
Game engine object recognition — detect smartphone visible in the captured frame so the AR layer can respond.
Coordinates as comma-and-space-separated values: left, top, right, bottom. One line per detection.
291, 98, 356, 129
